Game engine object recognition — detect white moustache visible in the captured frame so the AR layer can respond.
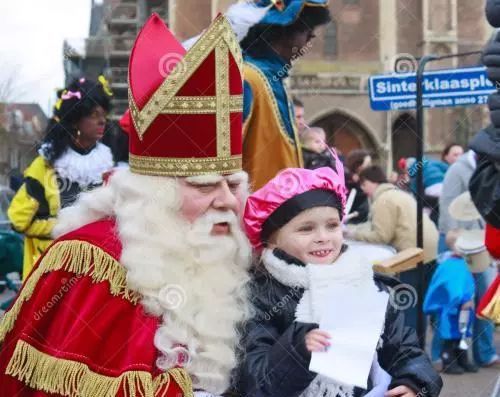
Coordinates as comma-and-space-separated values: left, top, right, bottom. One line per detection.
197, 210, 238, 229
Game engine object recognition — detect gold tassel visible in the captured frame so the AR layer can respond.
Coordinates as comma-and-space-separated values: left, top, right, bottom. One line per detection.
481, 295, 500, 324
153, 373, 171, 397
6, 340, 192, 397
0, 240, 142, 342
169, 367, 194, 397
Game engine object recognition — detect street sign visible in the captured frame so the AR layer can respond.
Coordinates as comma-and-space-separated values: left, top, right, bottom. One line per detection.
368, 66, 496, 111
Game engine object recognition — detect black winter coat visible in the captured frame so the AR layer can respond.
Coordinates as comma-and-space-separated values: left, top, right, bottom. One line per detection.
469, 127, 500, 228
235, 250, 442, 397
470, 2, 500, 227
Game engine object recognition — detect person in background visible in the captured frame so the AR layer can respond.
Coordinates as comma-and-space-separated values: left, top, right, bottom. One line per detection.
345, 165, 438, 331
8, 169, 23, 193
293, 96, 306, 132
345, 165, 438, 264
344, 149, 372, 224
391, 157, 411, 191
437, 149, 499, 368
406, 156, 449, 225
424, 230, 478, 375
300, 126, 336, 170
469, 0, 500, 332
101, 123, 129, 168
442, 143, 464, 165
7, 77, 114, 279
233, 0, 331, 190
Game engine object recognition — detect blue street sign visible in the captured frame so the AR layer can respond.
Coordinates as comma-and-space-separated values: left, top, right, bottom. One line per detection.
368, 66, 496, 111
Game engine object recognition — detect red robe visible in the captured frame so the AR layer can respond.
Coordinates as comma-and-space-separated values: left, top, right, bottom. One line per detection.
0, 219, 193, 396
476, 224, 500, 324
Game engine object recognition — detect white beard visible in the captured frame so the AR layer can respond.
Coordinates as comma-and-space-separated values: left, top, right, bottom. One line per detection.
54, 169, 252, 395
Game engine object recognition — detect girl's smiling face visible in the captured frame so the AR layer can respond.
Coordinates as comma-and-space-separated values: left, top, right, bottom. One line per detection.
269, 206, 343, 265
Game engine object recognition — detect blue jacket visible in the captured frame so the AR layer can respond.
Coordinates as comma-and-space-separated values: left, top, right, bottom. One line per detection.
409, 159, 448, 194
424, 254, 475, 339
243, 52, 296, 142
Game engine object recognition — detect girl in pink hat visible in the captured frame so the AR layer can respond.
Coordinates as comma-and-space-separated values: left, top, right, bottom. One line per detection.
237, 166, 442, 397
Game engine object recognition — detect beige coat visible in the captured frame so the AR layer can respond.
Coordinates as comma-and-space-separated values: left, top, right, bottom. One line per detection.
347, 183, 438, 263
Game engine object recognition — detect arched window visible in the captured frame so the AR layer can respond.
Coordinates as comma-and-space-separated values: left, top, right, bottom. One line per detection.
323, 21, 337, 58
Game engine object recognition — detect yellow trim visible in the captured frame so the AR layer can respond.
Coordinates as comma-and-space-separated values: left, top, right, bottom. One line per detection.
129, 14, 243, 139
481, 295, 499, 324
161, 95, 242, 114
215, 41, 231, 157
129, 154, 242, 177
283, 82, 304, 167
242, 96, 254, 139
6, 339, 194, 397
0, 240, 142, 342
244, 63, 295, 146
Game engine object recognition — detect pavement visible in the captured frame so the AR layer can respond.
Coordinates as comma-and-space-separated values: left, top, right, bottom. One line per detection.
428, 328, 500, 397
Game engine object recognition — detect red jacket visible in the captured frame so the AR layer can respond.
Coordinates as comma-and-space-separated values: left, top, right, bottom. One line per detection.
0, 219, 191, 396
485, 223, 500, 259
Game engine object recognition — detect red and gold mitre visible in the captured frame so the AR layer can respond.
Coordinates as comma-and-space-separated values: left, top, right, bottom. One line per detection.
124, 13, 244, 176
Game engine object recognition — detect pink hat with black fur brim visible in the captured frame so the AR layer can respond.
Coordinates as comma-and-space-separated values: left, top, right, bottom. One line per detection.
243, 166, 347, 250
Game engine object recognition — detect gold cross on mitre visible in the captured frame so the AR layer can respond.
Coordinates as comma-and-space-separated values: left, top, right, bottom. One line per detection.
128, 15, 243, 159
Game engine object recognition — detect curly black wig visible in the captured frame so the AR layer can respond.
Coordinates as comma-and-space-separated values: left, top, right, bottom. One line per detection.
240, 5, 331, 58
40, 77, 113, 164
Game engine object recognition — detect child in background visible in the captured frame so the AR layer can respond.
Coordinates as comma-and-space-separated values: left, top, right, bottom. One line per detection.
424, 230, 479, 375
300, 127, 337, 170
237, 165, 442, 397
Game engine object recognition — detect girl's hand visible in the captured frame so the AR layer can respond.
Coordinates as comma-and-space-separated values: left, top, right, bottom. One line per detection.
305, 329, 331, 352
384, 385, 417, 397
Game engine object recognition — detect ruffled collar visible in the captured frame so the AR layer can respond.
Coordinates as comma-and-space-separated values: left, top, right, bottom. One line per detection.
51, 143, 114, 188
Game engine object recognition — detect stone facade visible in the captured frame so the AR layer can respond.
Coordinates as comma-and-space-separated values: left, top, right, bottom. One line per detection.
0, 104, 47, 187
90, 0, 494, 170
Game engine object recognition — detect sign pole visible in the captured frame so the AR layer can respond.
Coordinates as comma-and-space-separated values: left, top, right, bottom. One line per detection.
370, 50, 484, 349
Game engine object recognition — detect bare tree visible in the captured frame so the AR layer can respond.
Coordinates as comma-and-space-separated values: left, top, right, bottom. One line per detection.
0, 62, 24, 104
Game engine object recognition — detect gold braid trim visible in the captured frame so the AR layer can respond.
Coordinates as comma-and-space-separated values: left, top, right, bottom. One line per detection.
481, 294, 500, 324
0, 240, 142, 342
6, 340, 194, 397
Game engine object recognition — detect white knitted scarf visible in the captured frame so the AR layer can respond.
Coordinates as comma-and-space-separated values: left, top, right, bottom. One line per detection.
262, 248, 392, 397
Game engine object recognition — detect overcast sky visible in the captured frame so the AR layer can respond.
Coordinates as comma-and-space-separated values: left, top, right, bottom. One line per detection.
0, 0, 91, 114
